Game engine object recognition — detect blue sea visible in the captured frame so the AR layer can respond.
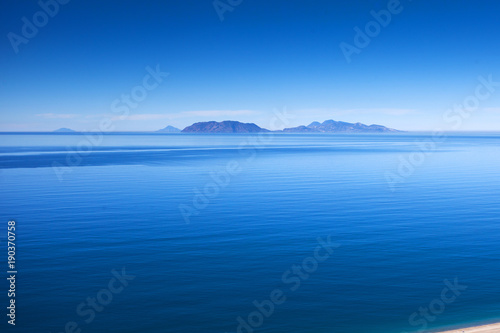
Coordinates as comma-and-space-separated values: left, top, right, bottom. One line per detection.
1, 132, 500, 333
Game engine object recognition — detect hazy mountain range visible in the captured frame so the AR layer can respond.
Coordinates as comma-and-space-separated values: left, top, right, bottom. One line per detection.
54, 120, 400, 133
283, 120, 400, 133
180, 120, 399, 133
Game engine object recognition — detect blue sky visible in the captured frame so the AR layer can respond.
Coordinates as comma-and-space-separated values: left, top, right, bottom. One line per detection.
1, 0, 500, 131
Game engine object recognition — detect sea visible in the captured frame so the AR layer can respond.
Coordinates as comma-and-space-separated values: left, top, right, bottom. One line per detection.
1, 132, 499, 333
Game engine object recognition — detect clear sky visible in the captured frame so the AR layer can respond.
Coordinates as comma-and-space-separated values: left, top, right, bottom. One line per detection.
1, 0, 500, 131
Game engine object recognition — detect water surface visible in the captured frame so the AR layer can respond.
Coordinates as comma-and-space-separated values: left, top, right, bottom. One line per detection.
1, 133, 499, 333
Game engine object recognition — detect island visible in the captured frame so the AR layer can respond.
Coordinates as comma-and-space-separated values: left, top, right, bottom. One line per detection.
181, 121, 269, 133
283, 120, 399, 133
168, 119, 401, 133
53, 128, 77, 133
156, 125, 181, 133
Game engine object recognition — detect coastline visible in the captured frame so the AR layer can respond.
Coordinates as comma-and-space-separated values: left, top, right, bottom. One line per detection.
435, 323, 500, 332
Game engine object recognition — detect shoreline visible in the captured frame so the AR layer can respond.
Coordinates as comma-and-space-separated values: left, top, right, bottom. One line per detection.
435, 322, 500, 332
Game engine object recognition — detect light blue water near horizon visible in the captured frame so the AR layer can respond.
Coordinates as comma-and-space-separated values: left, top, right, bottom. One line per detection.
1, 133, 500, 333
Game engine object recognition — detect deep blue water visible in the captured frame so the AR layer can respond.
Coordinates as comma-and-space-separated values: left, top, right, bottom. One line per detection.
1, 133, 500, 333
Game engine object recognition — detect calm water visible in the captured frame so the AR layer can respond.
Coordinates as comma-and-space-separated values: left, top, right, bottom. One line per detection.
1, 133, 500, 333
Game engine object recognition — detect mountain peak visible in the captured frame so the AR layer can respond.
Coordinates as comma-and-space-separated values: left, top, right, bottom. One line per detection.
156, 125, 181, 133
307, 121, 322, 128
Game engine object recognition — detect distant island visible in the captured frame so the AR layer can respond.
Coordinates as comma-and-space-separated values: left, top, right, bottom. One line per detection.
51, 120, 400, 134
163, 120, 400, 133
182, 121, 269, 133
156, 125, 181, 133
53, 128, 77, 133
283, 120, 399, 133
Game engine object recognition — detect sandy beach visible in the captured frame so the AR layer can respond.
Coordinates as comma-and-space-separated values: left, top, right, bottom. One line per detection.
437, 323, 500, 333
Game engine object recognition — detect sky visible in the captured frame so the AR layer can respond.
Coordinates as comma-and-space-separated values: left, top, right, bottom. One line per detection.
1, 0, 500, 131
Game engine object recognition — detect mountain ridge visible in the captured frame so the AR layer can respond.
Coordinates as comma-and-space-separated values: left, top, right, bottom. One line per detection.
166, 120, 401, 133
283, 120, 400, 133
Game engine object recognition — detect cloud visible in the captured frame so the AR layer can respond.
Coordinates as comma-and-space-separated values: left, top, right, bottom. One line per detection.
111, 110, 262, 121
338, 108, 417, 116
111, 114, 172, 121
36, 113, 80, 119
293, 108, 417, 120
182, 110, 261, 117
